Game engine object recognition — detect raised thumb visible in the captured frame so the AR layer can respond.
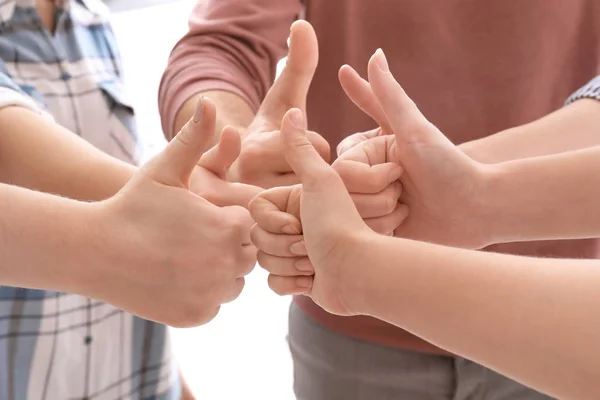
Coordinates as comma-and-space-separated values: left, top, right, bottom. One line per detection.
144, 97, 215, 187
258, 20, 318, 127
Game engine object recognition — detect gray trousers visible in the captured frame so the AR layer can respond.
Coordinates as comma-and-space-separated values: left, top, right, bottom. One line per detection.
289, 304, 554, 400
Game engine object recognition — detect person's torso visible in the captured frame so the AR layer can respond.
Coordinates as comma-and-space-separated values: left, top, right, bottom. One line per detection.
0, 1, 178, 398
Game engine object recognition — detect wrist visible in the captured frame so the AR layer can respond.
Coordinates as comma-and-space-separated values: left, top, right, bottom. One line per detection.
475, 162, 514, 247
68, 200, 130, 299
459, 132, 516, 164
339, 231, 390, 316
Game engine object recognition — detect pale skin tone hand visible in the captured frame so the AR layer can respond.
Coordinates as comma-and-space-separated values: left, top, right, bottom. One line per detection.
337, 66, 600, 164
0, 97, 258, 329
334, 49, 493, 249
248, 107, 600, 400
176, 21, 330, 189
249, 108, 375, 315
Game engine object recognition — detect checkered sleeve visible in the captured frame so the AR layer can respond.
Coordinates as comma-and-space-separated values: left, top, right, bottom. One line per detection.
0, 63, 49, 117
565, 75, 600, 105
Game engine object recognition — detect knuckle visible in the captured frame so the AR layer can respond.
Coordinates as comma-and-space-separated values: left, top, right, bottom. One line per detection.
249, 224, 262, 248
256, 251, 271, 270
383, 194, 398, 214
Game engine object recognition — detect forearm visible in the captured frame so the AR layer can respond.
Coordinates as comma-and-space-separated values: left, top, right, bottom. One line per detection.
0, 106, 135, 201
172, 91, 254, 141
0, 183, 102, 293
477, 146, 600, 244
461, 99, 600, 163
158, 0, 297, 140
352, 234, 600, 399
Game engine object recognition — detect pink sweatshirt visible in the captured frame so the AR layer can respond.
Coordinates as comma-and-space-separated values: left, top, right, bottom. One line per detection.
160, 0, 600, 354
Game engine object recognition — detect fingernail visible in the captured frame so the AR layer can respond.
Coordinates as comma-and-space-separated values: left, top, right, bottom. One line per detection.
375, 48, 389, 72
282, 224, 300, 235
296, 276, 313, 288
192, 96, 204, 123
388, 165, 403, 182
290, 240, 307, 256
289, 109, 304, 128
294, 258, 314, 272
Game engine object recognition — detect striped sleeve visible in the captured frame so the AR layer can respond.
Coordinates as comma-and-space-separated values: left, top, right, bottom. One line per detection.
565, 75, 600, 105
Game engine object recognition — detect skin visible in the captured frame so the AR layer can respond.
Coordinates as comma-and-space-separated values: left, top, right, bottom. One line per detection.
1, 97, 260, 329
248, 50, 600, 399
174, 21, 331, 189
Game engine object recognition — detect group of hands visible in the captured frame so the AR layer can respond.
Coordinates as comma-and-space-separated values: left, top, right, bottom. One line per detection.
90, 22, 495, 328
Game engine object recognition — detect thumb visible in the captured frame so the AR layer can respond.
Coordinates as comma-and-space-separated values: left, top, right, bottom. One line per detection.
144, 97, 215, 187
198, 125, 241, 179
338, 64, 393, 134
258, 20, 318, 127
367, 49, 448, 146
281, 109, 363, 225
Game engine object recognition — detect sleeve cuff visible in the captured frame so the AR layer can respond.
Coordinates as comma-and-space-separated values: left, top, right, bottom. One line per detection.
565, 75, 600, 105
0, 87, 53, 120
160, 79, 258, 140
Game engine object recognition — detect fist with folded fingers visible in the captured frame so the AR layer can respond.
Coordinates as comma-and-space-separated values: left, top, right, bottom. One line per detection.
332, 135, 408, 236
248, 185, 316, 296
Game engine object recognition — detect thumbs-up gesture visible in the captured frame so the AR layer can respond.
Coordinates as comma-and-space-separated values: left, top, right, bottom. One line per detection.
91, 97, 257, 327
249, 109, 373, 316
336, 50, 492, 249
228, 20, 330, 188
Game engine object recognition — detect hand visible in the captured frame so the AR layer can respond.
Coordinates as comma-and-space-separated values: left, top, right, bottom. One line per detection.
229, 20, 330, 188
335, 63, 393, 157
329, 63, 408, 235
249, 109, 375, 316
338, 49, 492, 249
91, 97, 257, 327
332, 136, 408, 235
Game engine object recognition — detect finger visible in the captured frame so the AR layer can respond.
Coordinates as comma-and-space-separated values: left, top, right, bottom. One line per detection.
145, 97, 215, 187
239, 130, 330, 180
268, 274, 312, 296
281, 108, 364, 228
237, 245, 257, 277
339, 65, 392, 133
307, 129, 331, 163
364, 203, 410, 235
249, 186, 302, 234
351, 181, 403, 219
258, 20, 318, 125
334, 161, 403, 193
213, 182, 263, 208
198, 125, 241, 179
336, 128, 384, 157
257, 251, 314, 276
367, 49, 435, 144
250, 225, 305, 257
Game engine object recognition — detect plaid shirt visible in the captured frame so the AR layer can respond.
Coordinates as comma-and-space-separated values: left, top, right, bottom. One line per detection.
0, 0, 179, 399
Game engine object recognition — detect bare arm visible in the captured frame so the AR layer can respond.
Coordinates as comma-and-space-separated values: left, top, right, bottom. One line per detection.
0, 182, 101, 292
250, 107, 600, 399
0, 106, 135, 200
462, 76, 600, 163
354, 234, 600, 400
479, 145, 600, 243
